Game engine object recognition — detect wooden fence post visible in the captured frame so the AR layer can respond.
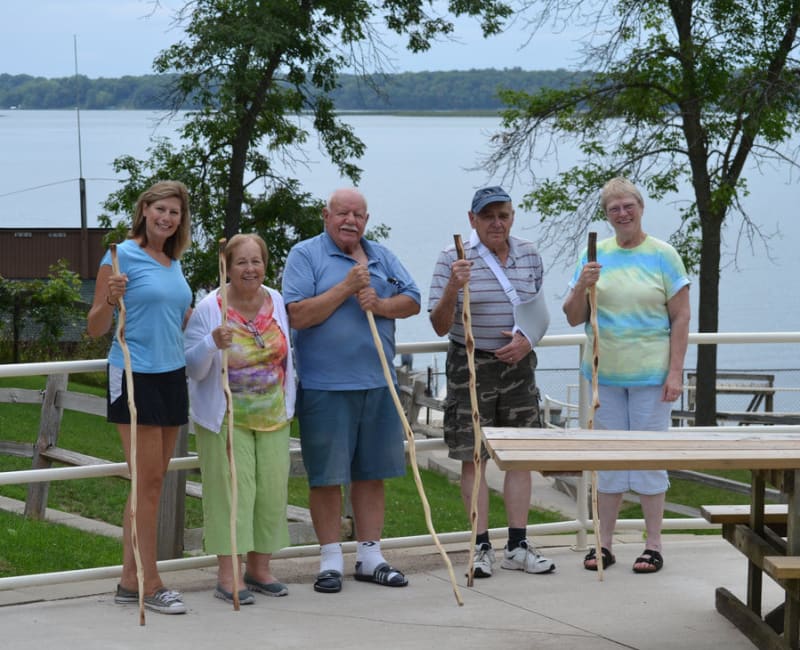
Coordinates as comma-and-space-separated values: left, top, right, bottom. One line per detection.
157, 423, 188, 560
25, 373, 67, 519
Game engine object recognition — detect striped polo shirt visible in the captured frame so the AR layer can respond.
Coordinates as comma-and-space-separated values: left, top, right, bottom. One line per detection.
428, 234, 544, 351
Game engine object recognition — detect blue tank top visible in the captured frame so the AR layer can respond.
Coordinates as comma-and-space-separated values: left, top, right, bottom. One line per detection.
101, 239, 192, 373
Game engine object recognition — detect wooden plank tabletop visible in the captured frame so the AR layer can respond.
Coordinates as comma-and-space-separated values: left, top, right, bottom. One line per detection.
482, 427, 800, 472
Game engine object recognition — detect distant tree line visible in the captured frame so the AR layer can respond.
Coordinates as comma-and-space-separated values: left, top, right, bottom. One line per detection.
0, 68, 588, 112
328, 68, 590, 110
0, 74, 182, 110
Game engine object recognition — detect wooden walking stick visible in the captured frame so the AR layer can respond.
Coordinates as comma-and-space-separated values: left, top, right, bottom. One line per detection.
110, 243, 146, 626
218, 238, 241, 611
586, 232, 604, 580
365, 309, 464, 606
453, 234, 482, 587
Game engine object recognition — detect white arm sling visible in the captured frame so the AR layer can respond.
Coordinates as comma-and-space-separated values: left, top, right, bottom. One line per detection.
468, 229, 550, 347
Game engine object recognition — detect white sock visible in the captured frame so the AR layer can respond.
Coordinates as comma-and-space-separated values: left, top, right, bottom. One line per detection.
320, 543, 343, 574
356, 540, 385, 574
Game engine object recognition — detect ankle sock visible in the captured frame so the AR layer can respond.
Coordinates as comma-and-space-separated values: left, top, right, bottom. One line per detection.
356, 540, 385, 574
320, 543, 343, 574
507, 527, 526, 551
476, 531, 490, 549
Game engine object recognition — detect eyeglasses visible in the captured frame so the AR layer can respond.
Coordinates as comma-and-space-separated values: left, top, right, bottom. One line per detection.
606, 202, 639, 216
244, 321, 265, 348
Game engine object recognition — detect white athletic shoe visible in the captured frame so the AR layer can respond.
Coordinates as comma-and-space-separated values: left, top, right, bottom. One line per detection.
471, 543, 496, 578
501, 540, 556, 574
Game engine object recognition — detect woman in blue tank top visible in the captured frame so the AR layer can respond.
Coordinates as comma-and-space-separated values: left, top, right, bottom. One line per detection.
87, 180, 193, 615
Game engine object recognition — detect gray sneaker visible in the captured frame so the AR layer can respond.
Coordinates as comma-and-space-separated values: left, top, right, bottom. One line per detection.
501, 540, 555, 574
471, 543, 496, 578
114, 584, 138, 605
144, 587, 187, 614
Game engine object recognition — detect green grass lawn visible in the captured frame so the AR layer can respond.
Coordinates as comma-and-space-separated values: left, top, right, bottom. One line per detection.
0, 375, 560, 576
0, 374, 759, 577
0, 509, 122, 577
0, 375, 204, 529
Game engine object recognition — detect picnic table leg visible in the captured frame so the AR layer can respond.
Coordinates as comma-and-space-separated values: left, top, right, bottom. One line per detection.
747, 472, 765, 615
785, 469, 800, 649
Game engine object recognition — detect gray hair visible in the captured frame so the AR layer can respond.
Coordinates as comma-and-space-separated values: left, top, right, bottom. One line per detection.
326, 187, 368, 213
599, 177, 644, 211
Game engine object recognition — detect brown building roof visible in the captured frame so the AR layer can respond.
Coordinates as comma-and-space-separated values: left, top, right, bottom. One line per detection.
0, 228, 111, 280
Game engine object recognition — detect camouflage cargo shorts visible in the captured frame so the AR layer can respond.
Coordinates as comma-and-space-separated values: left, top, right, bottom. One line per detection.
442, 341, 543, 462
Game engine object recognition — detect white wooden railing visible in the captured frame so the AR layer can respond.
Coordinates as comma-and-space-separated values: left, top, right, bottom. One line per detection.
1, 331, 800, 590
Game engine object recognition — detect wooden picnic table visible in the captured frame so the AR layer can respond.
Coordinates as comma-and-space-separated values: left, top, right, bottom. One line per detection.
482, 426, 800, 650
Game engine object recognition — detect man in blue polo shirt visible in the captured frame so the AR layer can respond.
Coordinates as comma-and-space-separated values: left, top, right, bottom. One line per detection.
282, 187, 420, 594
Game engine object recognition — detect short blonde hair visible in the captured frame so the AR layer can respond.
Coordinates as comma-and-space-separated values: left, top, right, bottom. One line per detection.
600, 177, 644, 212
225, 233, 269, 270
129, 180, 192, 259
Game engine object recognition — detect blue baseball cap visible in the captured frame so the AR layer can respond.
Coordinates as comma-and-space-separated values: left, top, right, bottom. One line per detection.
471, 186, 512, 214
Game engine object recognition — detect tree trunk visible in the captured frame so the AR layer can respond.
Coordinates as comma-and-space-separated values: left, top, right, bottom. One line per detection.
224, 118, 259, 240
224, 161, 244, 240
695, 215, 723, 425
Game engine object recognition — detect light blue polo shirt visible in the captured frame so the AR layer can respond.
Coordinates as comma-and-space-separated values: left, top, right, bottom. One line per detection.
282, 232, 420, 390
101, 239, 192, 373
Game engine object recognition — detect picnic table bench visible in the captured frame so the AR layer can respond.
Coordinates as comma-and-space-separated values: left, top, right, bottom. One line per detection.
482, 427, 800, 649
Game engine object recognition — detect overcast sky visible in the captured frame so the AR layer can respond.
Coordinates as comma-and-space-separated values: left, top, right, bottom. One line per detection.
1, 1, 588, 79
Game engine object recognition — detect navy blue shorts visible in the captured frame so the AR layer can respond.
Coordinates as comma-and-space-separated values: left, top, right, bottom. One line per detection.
297, 387, 406, 487
107, 365, 188, 426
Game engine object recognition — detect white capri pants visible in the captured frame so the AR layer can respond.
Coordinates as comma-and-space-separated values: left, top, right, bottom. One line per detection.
593, 384, 672, 495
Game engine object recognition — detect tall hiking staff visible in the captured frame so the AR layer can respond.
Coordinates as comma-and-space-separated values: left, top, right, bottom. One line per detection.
365, 309, 464, 606
110, 243, 146, 625
453, 234, 482, 587
218, 238, 241, 611
586, 232, 604, 581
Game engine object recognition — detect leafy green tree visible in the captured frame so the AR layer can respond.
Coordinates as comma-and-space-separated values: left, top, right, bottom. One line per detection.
100, 0, 512, 291
0, 261, 83, 362
31, 261, 84, 353
485, 1, 800, 424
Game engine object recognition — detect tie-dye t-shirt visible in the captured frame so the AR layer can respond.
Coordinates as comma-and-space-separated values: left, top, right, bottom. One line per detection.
569, 236, 690, 387
218, 295, 288, 431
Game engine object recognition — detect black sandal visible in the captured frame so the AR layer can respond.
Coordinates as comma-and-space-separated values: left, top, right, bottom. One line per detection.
583, 547, 615, 571
633, 549, 663, 573
354, 562, 408, 587
313, 569, 343, 593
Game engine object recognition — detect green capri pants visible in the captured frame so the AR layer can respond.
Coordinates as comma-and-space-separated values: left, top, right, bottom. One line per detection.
195, 420, 291, 555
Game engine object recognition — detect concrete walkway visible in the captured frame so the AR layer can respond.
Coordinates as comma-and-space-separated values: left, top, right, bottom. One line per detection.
0, 535, 782, 650
0, 446, 781, 648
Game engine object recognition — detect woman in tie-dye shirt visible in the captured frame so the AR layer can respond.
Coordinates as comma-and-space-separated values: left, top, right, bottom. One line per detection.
185, 234, 296, 604
563, 177, 690, 576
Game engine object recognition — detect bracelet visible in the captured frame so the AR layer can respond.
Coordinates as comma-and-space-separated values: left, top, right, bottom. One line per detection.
106, 296, 116, 307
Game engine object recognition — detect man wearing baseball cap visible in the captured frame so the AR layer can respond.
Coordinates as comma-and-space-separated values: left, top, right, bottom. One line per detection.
428, 186, 554, 578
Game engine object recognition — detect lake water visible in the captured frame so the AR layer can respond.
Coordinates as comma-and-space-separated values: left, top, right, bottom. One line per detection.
1, 109, 799, 404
